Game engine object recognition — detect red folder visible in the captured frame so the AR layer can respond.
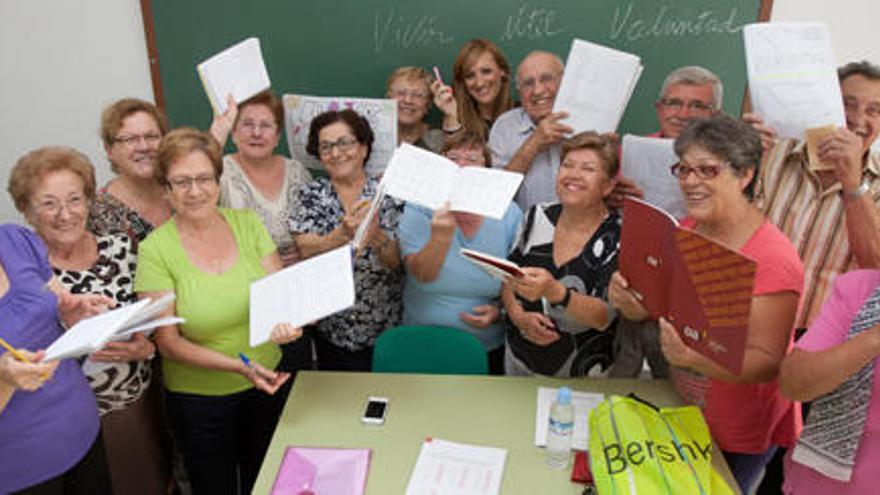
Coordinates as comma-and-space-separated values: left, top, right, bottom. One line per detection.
619, 197, 756, 374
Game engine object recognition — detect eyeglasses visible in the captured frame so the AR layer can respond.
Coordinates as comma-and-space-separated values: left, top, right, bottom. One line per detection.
238, 120, 277, 134
166, 174, 216, 191
843, 96, 880, 118
113, 133, 162, 148
445, 151, 485, 166
33, 194, 86, 216
517, 72, 560, 92
389, 88, 430, 102
318, 137, 359, 156
658, 98, 715, 113
670, 161, 727, 180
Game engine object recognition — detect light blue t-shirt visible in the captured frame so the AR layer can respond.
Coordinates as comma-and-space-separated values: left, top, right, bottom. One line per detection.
398, 203, 523, 350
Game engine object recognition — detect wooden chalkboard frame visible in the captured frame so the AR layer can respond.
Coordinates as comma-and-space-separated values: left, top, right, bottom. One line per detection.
139, 0, 774, 123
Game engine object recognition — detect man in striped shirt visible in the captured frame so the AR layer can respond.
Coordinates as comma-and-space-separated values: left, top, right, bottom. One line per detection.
747, 61, 880, 330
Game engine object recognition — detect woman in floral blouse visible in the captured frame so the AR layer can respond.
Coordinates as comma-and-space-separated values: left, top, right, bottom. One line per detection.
290, 109, 403, 371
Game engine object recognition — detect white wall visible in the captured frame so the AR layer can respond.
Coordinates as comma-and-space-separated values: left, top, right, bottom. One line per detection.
0, 0, 874, 223
0, 0, 153, 223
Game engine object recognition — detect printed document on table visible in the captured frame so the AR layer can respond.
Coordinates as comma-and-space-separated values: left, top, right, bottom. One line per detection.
249, 246, 355, 347
744, 22, 845, 140
621, 135, 685, 220
197, 37, 270, 115
381, 144, 522, 219
553, 38, 643, 134
535, 387, 605, 451
405, 439, 507, 495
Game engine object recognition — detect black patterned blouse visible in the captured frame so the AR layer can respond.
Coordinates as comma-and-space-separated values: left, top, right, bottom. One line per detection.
53, 233, 151, 415
88, 189, 155, 251
289, 176, 403, 351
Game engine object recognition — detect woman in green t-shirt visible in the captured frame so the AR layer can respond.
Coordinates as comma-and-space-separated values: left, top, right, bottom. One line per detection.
134, 128, 302, 495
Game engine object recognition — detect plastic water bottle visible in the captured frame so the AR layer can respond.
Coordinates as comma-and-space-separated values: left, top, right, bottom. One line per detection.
546, 386, 574, 469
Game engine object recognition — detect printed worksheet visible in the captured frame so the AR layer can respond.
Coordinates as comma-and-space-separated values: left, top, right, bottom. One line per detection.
405, 439, 507, 495
197, 37, 270, 115
553, 38, 643, 134
534, 387, 605, 451
381, 144, 522, 219
249, 246, 355, 346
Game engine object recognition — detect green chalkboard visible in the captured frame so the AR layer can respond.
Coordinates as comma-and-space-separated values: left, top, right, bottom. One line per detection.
145, 0, 771, 137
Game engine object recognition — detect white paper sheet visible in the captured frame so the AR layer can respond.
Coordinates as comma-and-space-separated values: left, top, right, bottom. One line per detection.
45, 299, 150, 361
284, 94, 397, 176
621, 135, 686, 220
405, 439, 507, 495
249, 246, 355, 347
744, 22, 845, 140
197, 37, 271, 115
381, 144, 522, 219
534, 387, 604, 451
553, 38, 643, 134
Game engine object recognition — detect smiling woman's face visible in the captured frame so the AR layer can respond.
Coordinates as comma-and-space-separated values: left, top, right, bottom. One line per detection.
27, 169, 90, 249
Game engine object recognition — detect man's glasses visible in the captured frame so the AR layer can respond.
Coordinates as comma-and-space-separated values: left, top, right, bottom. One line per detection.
658, 98, 715, 113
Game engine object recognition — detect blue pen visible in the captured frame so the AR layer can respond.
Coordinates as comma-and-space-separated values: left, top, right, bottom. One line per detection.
238, 352, 256, 372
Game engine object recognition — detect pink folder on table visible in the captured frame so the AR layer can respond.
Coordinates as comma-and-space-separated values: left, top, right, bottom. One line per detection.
271, 446, 371, 495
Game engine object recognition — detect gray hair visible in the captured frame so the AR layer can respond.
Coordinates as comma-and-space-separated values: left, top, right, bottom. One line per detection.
838, 60, 880, 83
659, 66, 723, 110
516, 51, 564, 86
674, 114, 762, 199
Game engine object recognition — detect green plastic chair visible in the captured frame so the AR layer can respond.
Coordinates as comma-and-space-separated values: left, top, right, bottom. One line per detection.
372, 325, 488, 375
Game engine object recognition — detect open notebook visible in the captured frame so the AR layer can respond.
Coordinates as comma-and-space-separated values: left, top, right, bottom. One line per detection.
45, 293, 181, 361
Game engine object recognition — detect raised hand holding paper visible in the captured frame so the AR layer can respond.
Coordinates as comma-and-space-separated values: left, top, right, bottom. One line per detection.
197, 37, 270, 115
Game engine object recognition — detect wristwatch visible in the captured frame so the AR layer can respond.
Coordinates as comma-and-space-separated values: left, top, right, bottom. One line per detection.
842, 180, 870, 201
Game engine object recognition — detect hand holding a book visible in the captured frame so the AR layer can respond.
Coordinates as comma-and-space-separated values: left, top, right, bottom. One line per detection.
209, 94, 238, 146
508, 267, 564, 304
56, 289, 115, 329
240, 361, 290, 396
430, 203, 457, 240
530, 112, 573, 150
90, 333, 156, 363
658, 317, 698, 368
741, 113, 777, 152
608, 176, 644, 210
269, 323, 303, 345
608, 271, 649, 322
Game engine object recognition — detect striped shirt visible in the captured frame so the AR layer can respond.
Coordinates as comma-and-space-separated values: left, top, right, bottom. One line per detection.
758, 139, 880, 327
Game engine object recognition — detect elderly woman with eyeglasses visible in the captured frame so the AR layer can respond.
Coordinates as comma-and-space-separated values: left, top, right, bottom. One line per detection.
609, 114, 804, 494
397, 130, 522, 374
134, 128, 302, 495
386, 66, 445, 153
89, 98, 171, 248
290, 109, 403, 371
8, 146, 170, 494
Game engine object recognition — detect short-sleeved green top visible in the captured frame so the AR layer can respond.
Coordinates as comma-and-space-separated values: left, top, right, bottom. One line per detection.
135, 208, 281, 395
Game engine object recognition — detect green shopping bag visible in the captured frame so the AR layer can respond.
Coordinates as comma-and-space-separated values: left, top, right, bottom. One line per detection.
588, 395, 734, 495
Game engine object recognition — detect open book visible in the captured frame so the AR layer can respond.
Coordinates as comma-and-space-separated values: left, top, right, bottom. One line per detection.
45, 294, 181, 361
197, 37, 271, 115
249, 246, 355, 347
460, 248, 524, 280
619, 198, 756, 374
381, 144, 522, 219
553, 38, 643, 134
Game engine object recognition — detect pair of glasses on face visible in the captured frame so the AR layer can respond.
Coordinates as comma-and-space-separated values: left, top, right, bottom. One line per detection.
670, 161, 727, 180
318, 137, 359, 156
658, 98, 715, 113
113, 133, 162, 148
238, 121, 277, 134
167, 174, 216, 191
389, 88, 429, 102
33, 195, 86, 216
517, 72, 559, 92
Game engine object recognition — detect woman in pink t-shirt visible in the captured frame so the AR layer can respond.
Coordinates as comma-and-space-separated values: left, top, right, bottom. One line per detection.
610, 114, 804, 494
780, 269, 880, 494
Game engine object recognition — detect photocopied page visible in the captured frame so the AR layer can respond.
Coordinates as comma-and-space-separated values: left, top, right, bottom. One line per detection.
382, 144, 522, 219
197, 37, 271, 115
553, 38, 643, 134
744, 22, 845, 140
249, 246, 355, 347
621, 135, 686, 220
405, 439, 507, 495
534, 387, 604, 451
44, 298, 152, 361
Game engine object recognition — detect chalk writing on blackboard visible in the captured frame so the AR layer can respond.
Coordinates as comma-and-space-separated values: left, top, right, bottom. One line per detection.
610, 4, 743, 43
374, 9, 454, 52
500, 3, 568, 43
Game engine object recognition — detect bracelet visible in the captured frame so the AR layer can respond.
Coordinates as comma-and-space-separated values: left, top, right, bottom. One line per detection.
552, 287, 572, 309
841, 180, 870, 201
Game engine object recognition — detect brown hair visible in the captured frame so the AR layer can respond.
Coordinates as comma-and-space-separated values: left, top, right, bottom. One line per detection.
156, 128, 223, 185
560, 131, 620, 178
234, 90, 284, 133
8, 146, 96, 213
100, 98, 168, 148
441, 129, 492, 167
453, 39, 513, 141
